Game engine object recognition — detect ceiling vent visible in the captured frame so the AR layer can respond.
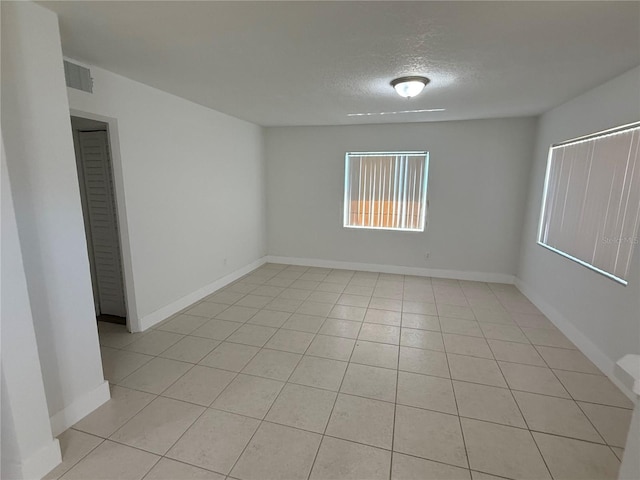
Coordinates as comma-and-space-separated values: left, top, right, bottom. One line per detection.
64, 60, 93, 93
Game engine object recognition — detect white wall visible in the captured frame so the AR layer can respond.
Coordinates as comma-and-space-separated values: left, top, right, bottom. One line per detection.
265, 118, 537, 281
517, 66, 640, 378
619, 402, 640, 479
1, 0, 108, 441
66, 61, 267, 330
1, 138, 61, 480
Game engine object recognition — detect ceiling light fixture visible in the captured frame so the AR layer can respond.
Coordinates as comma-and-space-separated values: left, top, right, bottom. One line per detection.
391, 76, 430, 98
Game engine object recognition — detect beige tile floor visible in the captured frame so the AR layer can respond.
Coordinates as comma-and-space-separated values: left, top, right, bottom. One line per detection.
48, 264, 634, 480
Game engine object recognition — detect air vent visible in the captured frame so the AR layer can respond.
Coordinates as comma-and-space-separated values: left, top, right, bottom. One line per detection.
64, 60, 93, 93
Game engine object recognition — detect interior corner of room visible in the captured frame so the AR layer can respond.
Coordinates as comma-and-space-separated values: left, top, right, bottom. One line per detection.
1, 1, 639, 479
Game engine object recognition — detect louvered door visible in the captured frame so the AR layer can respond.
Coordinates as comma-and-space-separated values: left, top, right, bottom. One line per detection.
78, 131, 126, 317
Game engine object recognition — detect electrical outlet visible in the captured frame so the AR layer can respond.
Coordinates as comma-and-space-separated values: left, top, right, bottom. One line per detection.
424, 251, 430, 260
223, 257, 228, 266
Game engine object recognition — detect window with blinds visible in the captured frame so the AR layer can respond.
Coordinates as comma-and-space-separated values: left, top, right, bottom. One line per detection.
538, 122, 640, 285
343, 151, 429, 231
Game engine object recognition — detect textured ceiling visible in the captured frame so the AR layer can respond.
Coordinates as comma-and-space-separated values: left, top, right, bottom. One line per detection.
43, 1, 640, 126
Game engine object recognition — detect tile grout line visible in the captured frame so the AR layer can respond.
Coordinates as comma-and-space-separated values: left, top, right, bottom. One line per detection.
86, 382, 620, 478
155, 268, 294, 477
523, 334, 615, 450
106, 321, 629, 410
46, 435, 106, 480
306, 268, 363, 480
92, 265, 628, 480
107, 353, 243, 476
106, 329, 630, 413
291, 268, 357, 479
493, 334, 555, 480
573, 396, 614, 446
224, 266, 352, 479
388, 276, 409, 479
141, 456, 225, 479
443, 279, 472, 473
463, 281, 550, 478
108, 366, 629, 444
143, 291, 281, 475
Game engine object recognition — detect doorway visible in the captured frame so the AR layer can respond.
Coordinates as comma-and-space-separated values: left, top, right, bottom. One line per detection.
71, 116, 127, 325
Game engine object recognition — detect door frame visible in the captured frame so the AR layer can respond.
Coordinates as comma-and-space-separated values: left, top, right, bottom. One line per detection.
71, 109, 139, 332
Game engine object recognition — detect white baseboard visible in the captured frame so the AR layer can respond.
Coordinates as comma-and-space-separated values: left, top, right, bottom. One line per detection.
515, 278, 636, 402
137, 257, 267, 332
49, 381, 110, 437
266, 256, 516, 284
135, 256, 512, 332
17, 438, 61, 480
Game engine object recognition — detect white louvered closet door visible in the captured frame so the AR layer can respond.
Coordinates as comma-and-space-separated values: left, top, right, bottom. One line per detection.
78, 131, 126, 317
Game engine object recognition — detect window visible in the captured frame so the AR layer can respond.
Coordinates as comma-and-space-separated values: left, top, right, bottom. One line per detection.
343, 151, 429, 231
538, 122, 640, 285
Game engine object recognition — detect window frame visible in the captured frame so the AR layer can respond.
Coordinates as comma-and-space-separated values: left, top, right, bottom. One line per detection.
343, 150, 430, 232
537, 121, 640, 286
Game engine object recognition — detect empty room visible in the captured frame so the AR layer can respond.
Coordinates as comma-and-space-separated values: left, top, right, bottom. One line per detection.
2, 1, 639, 480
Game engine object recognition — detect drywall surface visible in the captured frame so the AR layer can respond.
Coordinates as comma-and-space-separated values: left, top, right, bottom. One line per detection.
517, 66, 640, 373
66, 62, 266, 329
1, 136, 61, 480
1, 0, 105, 445
265, 118, 536, 278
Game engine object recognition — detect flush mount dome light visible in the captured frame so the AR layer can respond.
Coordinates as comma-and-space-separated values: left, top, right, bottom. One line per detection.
391, 76, 430, 98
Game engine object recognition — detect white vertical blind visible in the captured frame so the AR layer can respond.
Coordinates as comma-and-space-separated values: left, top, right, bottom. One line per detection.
344, 151, 429, 231
538, 123, 640, 284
